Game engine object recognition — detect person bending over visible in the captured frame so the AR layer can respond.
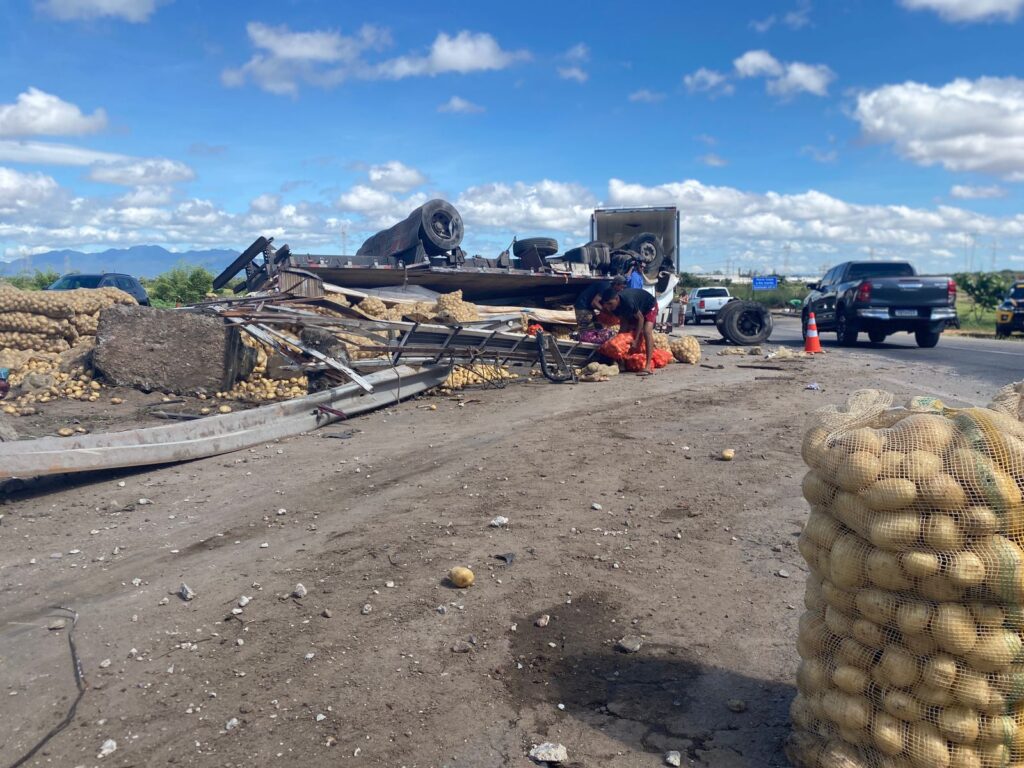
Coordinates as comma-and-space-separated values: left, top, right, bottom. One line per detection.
574, 275, 626, 330
600, 287, 657, 375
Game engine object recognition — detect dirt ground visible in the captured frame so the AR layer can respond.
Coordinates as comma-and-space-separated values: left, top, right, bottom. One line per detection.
0, 339, 1006, 768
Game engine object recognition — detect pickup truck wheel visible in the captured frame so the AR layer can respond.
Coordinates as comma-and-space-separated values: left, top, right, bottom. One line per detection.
720, 301, 772, 345
868, 330, 887, 344
915, 329, 941, 348
836, 312, 859, 346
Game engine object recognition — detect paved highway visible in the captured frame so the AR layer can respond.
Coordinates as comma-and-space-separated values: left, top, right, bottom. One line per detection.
684, 314, 1023, 404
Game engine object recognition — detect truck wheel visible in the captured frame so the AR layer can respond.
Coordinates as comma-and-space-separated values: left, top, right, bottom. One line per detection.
627, 233, 666, 278
836, 312, 859, 346
996, 324, 1013, 339
513, 237, 558, 259
720, 301, 772, 345
868, 330, 887, 344
715, 300, 740, 335
915, 329, 941, 348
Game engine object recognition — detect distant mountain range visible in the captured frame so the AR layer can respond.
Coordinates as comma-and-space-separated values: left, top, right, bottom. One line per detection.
0, 245, 239, 279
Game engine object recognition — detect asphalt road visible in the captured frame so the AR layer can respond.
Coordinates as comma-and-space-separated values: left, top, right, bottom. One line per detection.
683, 314, 1023, 405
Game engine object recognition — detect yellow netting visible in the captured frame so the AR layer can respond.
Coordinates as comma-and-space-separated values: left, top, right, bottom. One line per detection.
789, 386, 1024, 768
669, 335, 701, 365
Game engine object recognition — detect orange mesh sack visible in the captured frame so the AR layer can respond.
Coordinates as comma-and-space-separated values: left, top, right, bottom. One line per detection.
598, 332, 636, 362
623, 348, 672, 371
788, 385, 1024, 768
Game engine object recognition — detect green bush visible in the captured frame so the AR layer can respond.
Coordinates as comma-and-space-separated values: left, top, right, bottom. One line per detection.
1, 268, 61, 291
142, 265, 214, 306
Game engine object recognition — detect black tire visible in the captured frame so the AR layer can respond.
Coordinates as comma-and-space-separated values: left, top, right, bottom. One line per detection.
720, 300, 772, 345
801, 312, 809, 340
836, 311, 859, 347
213, 236, 269, 290
562, 241, 610, 266
628, 232, 667, 278
715, 299, 742, 335
996, 324, 1013, 339
513, 237, 558, 259
915, 329, 941, 348
868, 330, 887, 344
610, 249, 637, 275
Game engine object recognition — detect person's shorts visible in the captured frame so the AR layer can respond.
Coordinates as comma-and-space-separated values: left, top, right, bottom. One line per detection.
643, 306, 658, 324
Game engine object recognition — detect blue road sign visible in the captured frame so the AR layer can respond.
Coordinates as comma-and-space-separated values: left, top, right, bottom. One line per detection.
752, 276, 779, 291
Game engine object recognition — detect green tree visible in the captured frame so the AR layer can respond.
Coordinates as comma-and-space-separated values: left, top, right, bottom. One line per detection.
143, 265, 214, 306
953, 272, 1011, 321
1, 268, 61, 290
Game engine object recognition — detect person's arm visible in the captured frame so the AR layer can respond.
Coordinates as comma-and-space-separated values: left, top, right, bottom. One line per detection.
629, 312, 644, 349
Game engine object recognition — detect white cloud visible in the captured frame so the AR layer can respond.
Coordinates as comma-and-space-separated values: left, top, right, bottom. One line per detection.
683, 68, 734, 96
950, 183, 1007, 198
899, 0, 1024, 21
0, 166, 59, 213
437, 95, 485, 114
36, 0, 161, 22
750, 1, 813, 31
558, 66, 588, 83
801, 145, 838, 163
854, 77, 1024, 179
367, 160, 427, 193
0, 88, 107, 138
734, 50, 834, 97
0, 139, 127, 166
629, 89, 666, 103
565, 43, 589, 62
87, 158, 195, 186
455, 180, 598, 234
224, 25, 527, 94
117, 186, 173, 206
699, 153, 728, 167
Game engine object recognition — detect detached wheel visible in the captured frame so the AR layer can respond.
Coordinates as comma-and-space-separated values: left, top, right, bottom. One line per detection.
868, 330, 887, 344
513, 237, 558, 259
720, 301, 772, 345
836, 312, 859, 347
915, 329, 941, 348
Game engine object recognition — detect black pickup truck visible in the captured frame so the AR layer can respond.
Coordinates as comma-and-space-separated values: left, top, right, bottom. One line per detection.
802, 261, 957, 348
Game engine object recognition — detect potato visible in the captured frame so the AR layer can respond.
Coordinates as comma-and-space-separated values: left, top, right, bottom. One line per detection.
836, 452, 882, 492
802, 471, 837, 508
833, 491, 874, 536
918, 473, 968, 512
914, 683, 955, 707
902, 550, 941, 578
855, 588, 897, 625
974, 742, 1008, 768
802, 426, 830, 469
954, 669, 994, 711
897, 600, 933, 636
805, 574, 825, 612
905, 722, 950, 768
826, 605, 855, 637
971, 535, 1024, 602
922, 514, 965, 551
447, 566, 474, 588
874, 645, 920, 688
883, 687, 925, 722
887, 414, 956, 453
852, 618, 887, 647
867, 547, 913, 590
966, 630, 1023, 673
933, 604, 979, 655
833, 426, 884, 456
938, 705, 981, 744
863, 478, 918, 512
833, 664, 870, 695
947, 552, 987, 588
823, 579, 859, 616
797, 658, 829, 694
902, 450, 943, 482
789, 694, 815, 730
821, 690, 870, 730
830, 534, 868, 589
904, 631, 939, 656
837, 637, 877, 671
969, 603, 1006, 629
804, 508, 843, 548
947, 745, 982, 768
961, 506, 999, 536
921, 653, 959, 690
879, 450, 906, 479
870, 513, 922, 551
977, 713, 1016, 745
872, 711, 906, 755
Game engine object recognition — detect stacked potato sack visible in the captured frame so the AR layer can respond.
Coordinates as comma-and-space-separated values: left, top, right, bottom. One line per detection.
442, 363, 517, 390
789, 387, 1024, 768
652, 332, 672, 351
598, 332, 673, 370
670, 336, 701, 365
0, 283, 135, 354
357, 296, 388, 318
434, 290, 480, 323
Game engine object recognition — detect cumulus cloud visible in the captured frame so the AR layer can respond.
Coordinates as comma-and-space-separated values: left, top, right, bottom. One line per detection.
88, 157, 195, 186
750, 0, 813, 31
455, 180, 598, 234
628, 89, 666, 103
557, 43, 589, 83
734, 50, 834, 97
438, 95, 484, 114
558, 66, 588, 83
950, 183, 1007, 198
367, 160, 427, 193
0, 88, 107, 137
683, 68, 734, 96
36, 0, 162, 22
899, 0, 1024, 21
0, 166, 59, 213
223, 24, 528, 95
854, 76, 1024, 179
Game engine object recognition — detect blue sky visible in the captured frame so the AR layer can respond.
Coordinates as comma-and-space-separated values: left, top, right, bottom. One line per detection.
1, 0, 1023, 275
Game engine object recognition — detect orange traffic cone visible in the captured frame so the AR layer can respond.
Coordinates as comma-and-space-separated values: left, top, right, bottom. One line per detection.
804, 312, 823, 354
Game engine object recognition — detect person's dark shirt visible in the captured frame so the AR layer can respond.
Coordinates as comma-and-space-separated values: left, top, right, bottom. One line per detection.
611, 288, 656, 318
574, 279, 611, 310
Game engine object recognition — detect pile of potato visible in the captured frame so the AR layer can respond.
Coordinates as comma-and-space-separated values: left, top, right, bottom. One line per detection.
357, 296, 388, 318
669, 336, 701, 365
218, 333, 308, 402
433, 290, 480, 323
789, 387, 1024, 768
441, 363, 517, 390
0, 283, 134, 354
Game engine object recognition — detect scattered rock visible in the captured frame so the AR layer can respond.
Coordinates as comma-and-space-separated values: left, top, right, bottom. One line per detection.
47, 618, 67, 631
777, 569, 791, 578
98, 738, 117, 758
361, 603, 372, 615
304, 652, 315, 661
384, 580, 395, 588
450, 640, 473, 653
591, 503, 603, 511
727, 698, 748, 713
99, 658, 112, 669
616, 635, 643, 654
292, 583, 307, 599
178, 583, 196, 601
489, 515, 510, 528
225, 717, 239, 731
529, 742, 568, 764
138, 498, 153, 505
535, 614, 551, 628
238, 595, 251, 607
276, 508, 287, 516
315, 713, 327, 722
666, 751, 682, 767
436, 605, 447, 615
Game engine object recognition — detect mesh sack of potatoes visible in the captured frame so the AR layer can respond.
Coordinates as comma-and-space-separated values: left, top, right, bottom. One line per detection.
433, 291, 480, 323
357, 296, 388, 318
788, 386, 1024, 768
443, 363, 517, 390
0, 311, 72, 337
669, 336, 701, 365
652, 332, 672, 351
0, 331, 70, 353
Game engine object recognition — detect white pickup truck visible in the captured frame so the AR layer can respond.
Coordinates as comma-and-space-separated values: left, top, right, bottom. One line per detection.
684, 286, 733, 324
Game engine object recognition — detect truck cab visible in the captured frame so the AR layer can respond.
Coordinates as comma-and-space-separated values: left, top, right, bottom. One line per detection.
996, 281, 1024, 338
